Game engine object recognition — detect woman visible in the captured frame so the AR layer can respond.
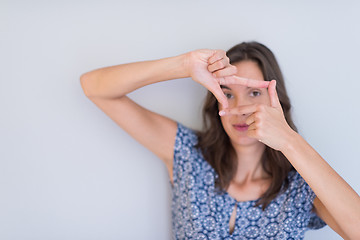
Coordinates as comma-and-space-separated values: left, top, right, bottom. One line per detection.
80, 42, 360, 239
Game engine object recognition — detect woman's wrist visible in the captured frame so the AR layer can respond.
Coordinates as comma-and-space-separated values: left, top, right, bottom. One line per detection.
280, 129, 302, 156
166, 53, 191, 80
179, 51, 193, 79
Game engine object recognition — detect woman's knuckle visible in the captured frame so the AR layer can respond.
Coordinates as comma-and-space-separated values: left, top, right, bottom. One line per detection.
218, 61, 224, 68
231, 65, 237, 73
257, 104, 265, 111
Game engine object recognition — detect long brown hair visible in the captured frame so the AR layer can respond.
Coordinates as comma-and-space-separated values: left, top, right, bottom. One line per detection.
196, 41, 297, 210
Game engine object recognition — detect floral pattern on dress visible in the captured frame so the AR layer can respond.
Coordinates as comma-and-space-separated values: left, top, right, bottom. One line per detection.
171, 123, 326, 240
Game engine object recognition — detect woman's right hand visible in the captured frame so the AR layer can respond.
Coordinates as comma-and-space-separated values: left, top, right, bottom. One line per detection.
185, 49, 270, 109
185, 49, 237, 109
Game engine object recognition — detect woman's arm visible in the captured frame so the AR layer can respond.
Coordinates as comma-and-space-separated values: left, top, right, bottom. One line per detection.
222, 80, 360, 238
225, 80, 360, 239
80, 54, 189, 99
268, 80, 360, 239
80, 50, 237, 106
282, 130, 360, 239
80, 50, 237, 182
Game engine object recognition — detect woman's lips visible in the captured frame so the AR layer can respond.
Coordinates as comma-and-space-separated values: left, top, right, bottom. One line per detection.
233, 124, 249, 132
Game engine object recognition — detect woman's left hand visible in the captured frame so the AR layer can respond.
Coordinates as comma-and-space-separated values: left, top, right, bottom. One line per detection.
221, 80, 296, 151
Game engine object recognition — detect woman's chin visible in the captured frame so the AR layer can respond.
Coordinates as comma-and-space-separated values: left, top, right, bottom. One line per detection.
231, 136, 262, 147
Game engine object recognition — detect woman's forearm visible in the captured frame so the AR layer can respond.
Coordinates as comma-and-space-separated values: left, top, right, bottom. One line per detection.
282, 132, 360, 238
80, 53, 189, 99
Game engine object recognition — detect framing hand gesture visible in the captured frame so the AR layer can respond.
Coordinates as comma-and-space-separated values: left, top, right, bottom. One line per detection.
187, 49, 269, 108
220, 80, 295, 151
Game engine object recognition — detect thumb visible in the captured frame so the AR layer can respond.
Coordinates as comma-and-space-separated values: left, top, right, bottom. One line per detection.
268, 80, 281, 108
208, 83, 229, 109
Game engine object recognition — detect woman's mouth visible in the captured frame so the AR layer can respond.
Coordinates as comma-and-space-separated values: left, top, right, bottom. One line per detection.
233, 124, 249, 132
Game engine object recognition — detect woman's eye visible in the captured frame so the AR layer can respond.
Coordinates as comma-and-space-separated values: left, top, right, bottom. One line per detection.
250, 91, 261, 97
225, 93, 233, 99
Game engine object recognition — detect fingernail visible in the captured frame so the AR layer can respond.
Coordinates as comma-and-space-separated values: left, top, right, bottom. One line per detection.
219, 110, 226, 116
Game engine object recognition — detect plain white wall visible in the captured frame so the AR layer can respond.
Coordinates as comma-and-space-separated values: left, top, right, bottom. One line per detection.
1, 1, 359, 239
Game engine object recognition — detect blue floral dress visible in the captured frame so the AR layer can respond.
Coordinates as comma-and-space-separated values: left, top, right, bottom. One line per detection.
171, 123, 326, 240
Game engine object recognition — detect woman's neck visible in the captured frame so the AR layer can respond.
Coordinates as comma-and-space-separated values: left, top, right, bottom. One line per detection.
231, 142, 269, 184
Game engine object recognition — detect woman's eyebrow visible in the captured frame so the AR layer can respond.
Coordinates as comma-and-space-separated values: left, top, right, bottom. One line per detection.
220, 85, 259, 90
220, 85, 231, 90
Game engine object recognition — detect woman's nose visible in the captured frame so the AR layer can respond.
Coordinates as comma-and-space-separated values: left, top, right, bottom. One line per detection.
234, 96, 252, 117
235, 95, 252, 107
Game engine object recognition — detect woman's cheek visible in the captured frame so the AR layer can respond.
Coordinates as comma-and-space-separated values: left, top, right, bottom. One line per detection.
258, 93, 271, 106
220, 116, 229, 130
221, 115, 232, 135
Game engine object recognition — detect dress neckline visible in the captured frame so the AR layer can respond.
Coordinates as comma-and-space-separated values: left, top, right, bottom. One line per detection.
222, 190, 261, 208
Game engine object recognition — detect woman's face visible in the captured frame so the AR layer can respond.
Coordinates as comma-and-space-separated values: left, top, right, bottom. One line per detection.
219, 60, 271, 147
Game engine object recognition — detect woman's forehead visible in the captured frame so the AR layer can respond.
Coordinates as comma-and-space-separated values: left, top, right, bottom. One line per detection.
234, 61, 264, 80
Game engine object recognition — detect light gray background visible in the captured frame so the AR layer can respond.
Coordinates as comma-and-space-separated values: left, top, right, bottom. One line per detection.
1, 1, 359, 239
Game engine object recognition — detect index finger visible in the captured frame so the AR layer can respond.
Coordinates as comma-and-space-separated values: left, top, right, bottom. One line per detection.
220, 75, 270, 88
219, 104, 258, 116
207, 83, 229, 109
